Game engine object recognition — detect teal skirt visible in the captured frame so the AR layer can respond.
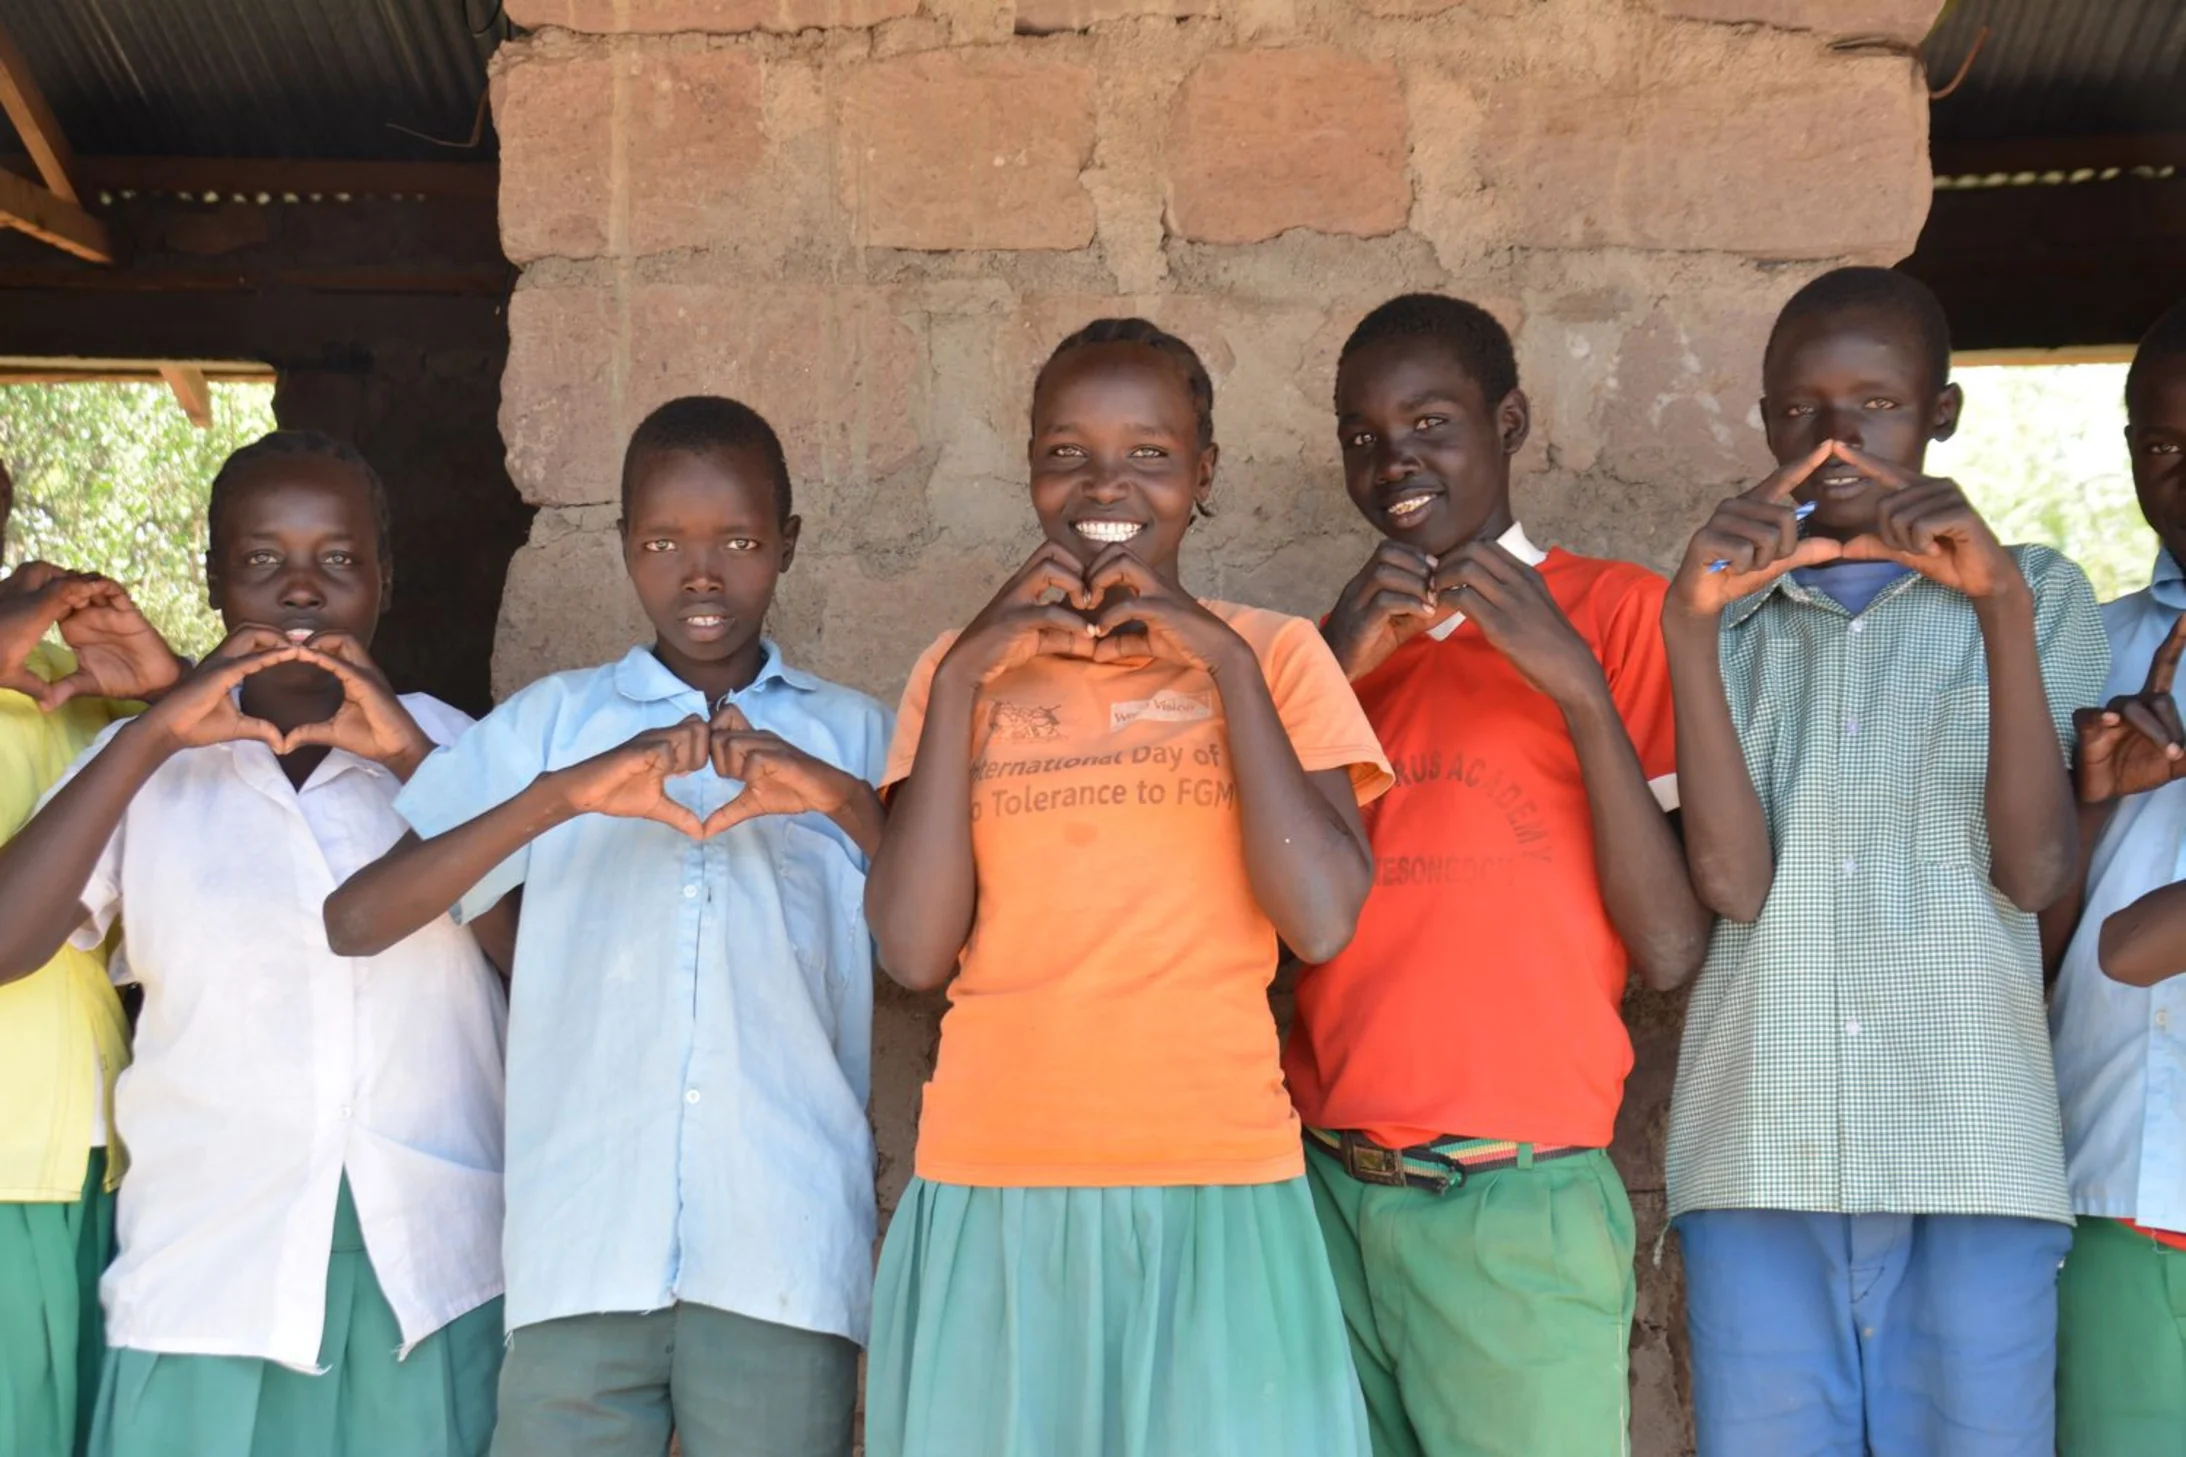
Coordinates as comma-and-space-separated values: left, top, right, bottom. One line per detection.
0, 1148, 114, 1457
867, 1176, 1371, 1457
87, 1178, 502, 1457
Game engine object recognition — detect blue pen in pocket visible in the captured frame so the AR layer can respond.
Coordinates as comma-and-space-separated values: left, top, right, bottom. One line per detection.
1709, 501, 1817, 573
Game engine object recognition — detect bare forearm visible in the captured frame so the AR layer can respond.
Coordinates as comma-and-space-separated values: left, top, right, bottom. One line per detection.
1211, 647, 1371, 964
1663, 611, 1774, 921
324, 777, 576, 957
2041, 799, 2117, 979
1979, 588, 2078, 911
825, 781, 885, 860
1563, 689, 1711, 990
2100, 880, 2186, 986
0, 719, 170, 982
865, 670, 980, 991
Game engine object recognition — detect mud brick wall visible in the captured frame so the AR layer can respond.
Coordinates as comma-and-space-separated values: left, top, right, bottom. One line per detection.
488, 2, 1944, 1447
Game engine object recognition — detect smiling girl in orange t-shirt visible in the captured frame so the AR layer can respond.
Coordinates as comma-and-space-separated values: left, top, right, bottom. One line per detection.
864, 319, 1391, 1457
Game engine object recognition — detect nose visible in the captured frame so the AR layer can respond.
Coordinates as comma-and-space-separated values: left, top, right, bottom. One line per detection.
277, 563, 327, 609
1081, 470, 1129, 504
682, 543, 726, 591
1819, 404, 1865, 451
1372, 438, 1419, 485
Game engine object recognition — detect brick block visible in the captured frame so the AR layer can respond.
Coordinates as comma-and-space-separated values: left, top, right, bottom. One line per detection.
496, 47, 771, 261
495, 55, 614, 261
1659, 0, 1945, 45
1013, 0, 1213, 34
507, 0, 917, 33
491, 513, 653, 696
1166, 50, 1411, 246
502, 284, 621, 503
1477, 63, 1930, 259
840, 52, 1098, 251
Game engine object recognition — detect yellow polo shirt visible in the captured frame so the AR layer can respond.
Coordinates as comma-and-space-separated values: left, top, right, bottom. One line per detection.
0, 643, 133, 1201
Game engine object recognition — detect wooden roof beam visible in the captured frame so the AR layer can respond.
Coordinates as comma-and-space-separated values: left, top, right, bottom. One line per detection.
0, 19, 83, 205
157, 365, 213, 429
0, 165, 113, 263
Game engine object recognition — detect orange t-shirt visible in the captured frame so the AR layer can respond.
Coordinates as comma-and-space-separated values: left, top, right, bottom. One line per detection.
884, 601, 1392, 1188
1283, 549, 1677, 1151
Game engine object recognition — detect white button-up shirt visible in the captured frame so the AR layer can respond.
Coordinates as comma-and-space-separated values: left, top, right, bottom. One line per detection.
2054, 557, 2186, 1232
52, 695, 506, 1369
395, 644, 889, 1344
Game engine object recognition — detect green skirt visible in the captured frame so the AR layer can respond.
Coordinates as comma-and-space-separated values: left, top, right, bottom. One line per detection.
867, 1175, 1371, 1457
87, 1178, 503, 1457
0, 1148, 113, 1457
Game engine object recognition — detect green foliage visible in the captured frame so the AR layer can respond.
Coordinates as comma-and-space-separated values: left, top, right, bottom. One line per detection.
0, 381, 277, 658
1930, 363, 2156, 603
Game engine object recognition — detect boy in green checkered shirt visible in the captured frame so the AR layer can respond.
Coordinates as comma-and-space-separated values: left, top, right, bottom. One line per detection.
1659, 267, 2109, 1455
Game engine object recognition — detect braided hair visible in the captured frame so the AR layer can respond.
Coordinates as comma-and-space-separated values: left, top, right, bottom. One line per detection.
1034, 317, 1217, 452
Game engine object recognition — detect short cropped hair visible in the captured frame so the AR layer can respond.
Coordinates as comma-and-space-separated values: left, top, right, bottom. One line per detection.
1337, 293, 1520, 405
1765, 267, 1953, 395
621, 396, 794, 524
2128, 299, 2186, 413
1036, 318, 1217, 450
208, 430, 392, 561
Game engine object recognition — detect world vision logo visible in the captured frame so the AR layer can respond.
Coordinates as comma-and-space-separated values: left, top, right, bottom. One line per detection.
1109, 690, 1214, 732
991, 702, 1064, 743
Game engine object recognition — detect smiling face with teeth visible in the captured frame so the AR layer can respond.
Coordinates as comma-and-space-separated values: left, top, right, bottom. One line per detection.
1029, 341, 1215, 586
621, 443, 798, 703
1335, 336, 1529, 558
1761, 306, 1962, 543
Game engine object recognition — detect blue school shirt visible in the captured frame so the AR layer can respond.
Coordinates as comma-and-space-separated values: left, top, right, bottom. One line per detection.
395, 642, 891, 1343
2052, 549, 2186, 1233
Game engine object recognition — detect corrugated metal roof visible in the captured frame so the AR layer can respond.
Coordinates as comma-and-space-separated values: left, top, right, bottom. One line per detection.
0, 0, 502, 161
1924, 0, 2186, 142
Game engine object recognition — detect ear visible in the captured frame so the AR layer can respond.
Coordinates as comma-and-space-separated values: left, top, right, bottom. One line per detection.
779, 514, 802, 573
1498, 388, 1533, 456
1930, 382, 1964, 444
1757, 395, 1783, 455
1195, 444, 1219, 508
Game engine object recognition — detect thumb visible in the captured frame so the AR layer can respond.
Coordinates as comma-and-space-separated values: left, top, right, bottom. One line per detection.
701, 790, 765, 839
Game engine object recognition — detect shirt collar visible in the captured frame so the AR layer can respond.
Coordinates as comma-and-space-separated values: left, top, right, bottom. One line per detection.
611, 639, 819, 706
2152, 548, 2186, 613
1426, 522, 1550, 642
1724, 563, 1929, 629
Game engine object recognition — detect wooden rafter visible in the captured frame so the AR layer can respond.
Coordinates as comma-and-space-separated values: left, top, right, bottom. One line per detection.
0, 19, 81, 203
157, 365, 213, 429
0, 165, 112, 263
0, 20, 111, 263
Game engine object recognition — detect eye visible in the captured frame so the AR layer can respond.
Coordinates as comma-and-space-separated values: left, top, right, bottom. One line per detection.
1862, 398, 1900, 411
641, 539, 675, 553
2151, 441, 2183, 457
1128, 445, 1168, 459
1782, 403, 1816, 419
1343, 431, 1375, 450
726, 537, 760, 551
1415, 414, 1448, 432
1048, 444, 1087, 460
242, 549, 279, 567
322, 551, 357, 568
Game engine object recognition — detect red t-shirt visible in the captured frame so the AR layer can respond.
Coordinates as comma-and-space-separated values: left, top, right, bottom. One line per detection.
1283, 548, 1677, 1149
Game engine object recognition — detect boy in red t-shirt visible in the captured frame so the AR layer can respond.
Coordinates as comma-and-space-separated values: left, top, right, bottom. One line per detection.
1286, 293, 1710, 1456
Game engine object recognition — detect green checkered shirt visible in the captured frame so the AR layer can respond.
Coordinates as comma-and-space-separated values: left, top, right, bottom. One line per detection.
1667, 545, 2109, 1224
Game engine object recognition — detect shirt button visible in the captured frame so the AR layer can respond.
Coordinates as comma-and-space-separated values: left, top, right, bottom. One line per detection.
685, 1089, 701, 1104
1840, 857, 1857, 878
1846, 717, 1859, 737
337, 1104, 352, 1119
1849, 620, 1866, 635
683, 884, 698, 899
2160, 1010, 2172, 1031
1845, 1018, 1861, 1036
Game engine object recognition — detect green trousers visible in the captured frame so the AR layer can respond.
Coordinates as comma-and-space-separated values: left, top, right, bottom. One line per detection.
1303, 1141, 1636, 1457
0, 1148, 113, 1457
491, 1302, 859, 1457
87, 1177, 502, 1457
2058, 1215, 2186, 1455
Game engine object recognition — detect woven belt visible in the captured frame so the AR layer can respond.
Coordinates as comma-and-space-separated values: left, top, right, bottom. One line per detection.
1306, 1126, 1590, 1196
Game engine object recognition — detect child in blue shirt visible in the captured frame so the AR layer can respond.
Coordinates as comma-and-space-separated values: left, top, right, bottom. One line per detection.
327, 396, 888, 1457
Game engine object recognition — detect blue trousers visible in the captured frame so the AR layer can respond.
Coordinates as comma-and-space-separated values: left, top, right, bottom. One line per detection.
1677, 1210, 2069, 1457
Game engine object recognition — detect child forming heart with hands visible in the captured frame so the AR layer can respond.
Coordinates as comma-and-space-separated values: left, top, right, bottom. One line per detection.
550, 700, 883, 853
0, 562, 186, 710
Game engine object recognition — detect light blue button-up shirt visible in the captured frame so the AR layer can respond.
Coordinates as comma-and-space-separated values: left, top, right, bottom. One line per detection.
396, 642, 890, 1342
2053, 551, 2186, 1233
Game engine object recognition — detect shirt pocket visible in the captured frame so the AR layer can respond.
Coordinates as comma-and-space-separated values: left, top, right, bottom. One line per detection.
767, 817, 864, 1040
